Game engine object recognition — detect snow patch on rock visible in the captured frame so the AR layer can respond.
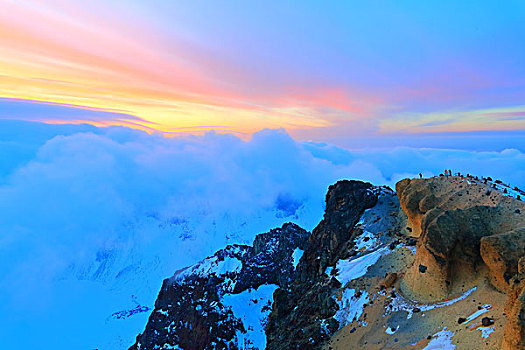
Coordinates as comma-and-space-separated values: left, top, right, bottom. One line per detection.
354, 230, 379, 251
423, 327, 456, 349
333, 288, 369, 328
478, 325, 495, 340
387, 287, 476, 319
464, 304, 491, 324
335, 247, 389, 285
177, 254, 243, 280
222, 284, 278, 349
292, 248, 304, 269
385, 325, 399, 335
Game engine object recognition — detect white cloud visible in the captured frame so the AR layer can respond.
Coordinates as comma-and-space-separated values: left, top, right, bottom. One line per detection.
0, 121, 523, 349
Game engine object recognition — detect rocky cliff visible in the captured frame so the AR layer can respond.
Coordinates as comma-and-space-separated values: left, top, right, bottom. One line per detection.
130, 175, 525, 349
129, 223, 309, 349
266, 180, 400, 349
396, 176, 525, 349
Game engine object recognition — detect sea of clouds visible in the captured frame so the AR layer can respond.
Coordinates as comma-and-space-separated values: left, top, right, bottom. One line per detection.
0, 120, 523, 349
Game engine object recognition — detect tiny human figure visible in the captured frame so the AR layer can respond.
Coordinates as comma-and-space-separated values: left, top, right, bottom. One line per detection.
449, 169, 452, 176
445, 169, 448, 176
419, 173, 422, 178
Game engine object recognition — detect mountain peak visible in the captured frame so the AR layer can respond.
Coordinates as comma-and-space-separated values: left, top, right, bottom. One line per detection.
130, 175, 525, 349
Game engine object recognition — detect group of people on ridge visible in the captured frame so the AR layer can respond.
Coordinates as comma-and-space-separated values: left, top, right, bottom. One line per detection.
418, 169, 454, 179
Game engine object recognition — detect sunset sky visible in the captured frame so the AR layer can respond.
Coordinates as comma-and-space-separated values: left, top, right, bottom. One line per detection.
1, 0, 525, 147
2, 3, 525, 348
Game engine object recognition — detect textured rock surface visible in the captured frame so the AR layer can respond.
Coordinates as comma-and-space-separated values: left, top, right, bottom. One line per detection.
396, 175, 525, 349
397, 176, 525, 301
300, 180, 380, 275
503, 284, 525, 350
481, 228, 525, 293
129, 223, 309, 350
265, 180, 380, 349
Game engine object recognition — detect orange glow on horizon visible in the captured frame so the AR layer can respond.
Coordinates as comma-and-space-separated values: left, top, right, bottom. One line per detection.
2, 1, 524, 138
0, 1, 350, 135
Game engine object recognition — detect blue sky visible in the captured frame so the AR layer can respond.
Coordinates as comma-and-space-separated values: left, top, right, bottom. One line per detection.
1, 0, 524, 149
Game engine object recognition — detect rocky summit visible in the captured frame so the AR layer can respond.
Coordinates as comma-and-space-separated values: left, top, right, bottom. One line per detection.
130, 175, 525, 350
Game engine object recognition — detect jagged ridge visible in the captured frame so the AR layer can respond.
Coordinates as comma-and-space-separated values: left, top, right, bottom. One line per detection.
130, 223, 309, 350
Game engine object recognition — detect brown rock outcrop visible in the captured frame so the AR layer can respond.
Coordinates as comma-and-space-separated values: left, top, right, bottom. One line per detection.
397, 176, 525, 349
481, 228, 525, 293
397, 176, 525, 301
503, 283, 525, 350
380, 272, 398, 289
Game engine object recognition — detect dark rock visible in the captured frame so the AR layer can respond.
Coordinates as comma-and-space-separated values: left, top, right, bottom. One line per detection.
406, 238, 417, 246
129, 223, 309, 350
458, 317, 467, 324
266, 180, 379, 350
482, 317, 494, 326
329, 277, 342, 288
419, 264, 428, 273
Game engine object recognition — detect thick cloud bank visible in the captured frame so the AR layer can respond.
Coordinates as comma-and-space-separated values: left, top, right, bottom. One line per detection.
0, 120, 523, 349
